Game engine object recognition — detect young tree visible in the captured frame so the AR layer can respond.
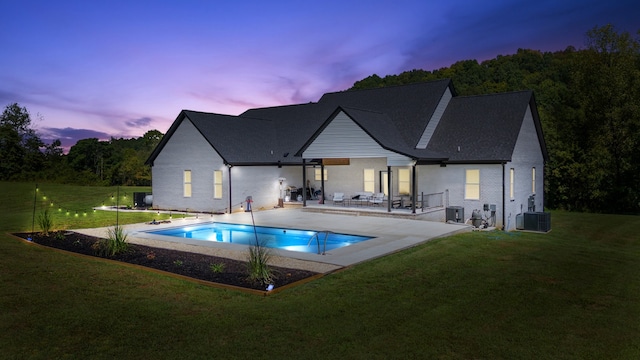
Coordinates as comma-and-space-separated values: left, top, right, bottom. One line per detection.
0, 103, 44, 180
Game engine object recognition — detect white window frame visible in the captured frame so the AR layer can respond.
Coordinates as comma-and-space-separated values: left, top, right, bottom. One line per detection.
364, 168, 375, 193
213, 170, 223, 199
510, 168, 515, 200
465, 169, 480, 200
531, 167, 536, 194
183, 170, 192, 197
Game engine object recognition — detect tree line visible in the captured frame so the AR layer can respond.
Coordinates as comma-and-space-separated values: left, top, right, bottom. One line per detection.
0, 103, 162, 186
351, 25, 640, 214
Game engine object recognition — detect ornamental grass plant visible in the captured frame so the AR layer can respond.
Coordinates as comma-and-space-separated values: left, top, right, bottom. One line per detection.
94, 225, 129, 257
37, 208, 53, 236
247, 237, 274, 285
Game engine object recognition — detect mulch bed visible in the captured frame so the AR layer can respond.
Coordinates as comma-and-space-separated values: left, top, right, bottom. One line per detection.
14, 231, 319, 292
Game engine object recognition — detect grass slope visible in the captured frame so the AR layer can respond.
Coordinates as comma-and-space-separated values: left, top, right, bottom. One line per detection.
1, 181, 639, 359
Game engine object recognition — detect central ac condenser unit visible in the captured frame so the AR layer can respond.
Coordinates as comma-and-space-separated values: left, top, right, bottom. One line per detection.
523, 212, 551, 232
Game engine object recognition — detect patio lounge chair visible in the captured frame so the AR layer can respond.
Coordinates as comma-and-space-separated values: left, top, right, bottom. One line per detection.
332, 192, 344, 205
370, 193, 385, 206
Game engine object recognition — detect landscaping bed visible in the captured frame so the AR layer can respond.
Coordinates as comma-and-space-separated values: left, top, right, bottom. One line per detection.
15, 231, 319, 292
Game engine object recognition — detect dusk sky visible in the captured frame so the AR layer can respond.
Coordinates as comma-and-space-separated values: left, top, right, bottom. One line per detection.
1, 0, 637, 149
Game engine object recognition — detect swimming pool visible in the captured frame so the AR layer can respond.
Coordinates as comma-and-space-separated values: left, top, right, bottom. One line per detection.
145, 222, 374, 254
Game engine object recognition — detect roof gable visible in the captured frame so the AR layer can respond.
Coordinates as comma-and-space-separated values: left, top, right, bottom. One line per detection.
297, 106, 447, 163
186, 111, 279, 164
299, 108, 416, 166
426, 91, 547, 163
147, 110, 283, 166
318, 79, 454, 147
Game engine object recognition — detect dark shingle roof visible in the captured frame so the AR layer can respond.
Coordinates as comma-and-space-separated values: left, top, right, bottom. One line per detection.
426, 91, 546, 162
241, 102, 330, 163
318, 79, 454, 147
184, 111, 279, 164
146, 80, 546, 166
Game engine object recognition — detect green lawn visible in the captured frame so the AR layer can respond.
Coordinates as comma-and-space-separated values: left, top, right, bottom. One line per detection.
1, 181, 639, 359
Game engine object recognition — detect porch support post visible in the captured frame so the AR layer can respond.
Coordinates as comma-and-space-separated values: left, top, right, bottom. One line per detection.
502, 162, 506, 231
302, 159, 307, 207
227, 165, 232, 213
387, 165, 392, 213
411, 162, 417, 214
320, 163, 325, 204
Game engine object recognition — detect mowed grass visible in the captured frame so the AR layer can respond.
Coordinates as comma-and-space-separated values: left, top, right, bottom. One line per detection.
0, 181, 169, 232
1, 181, 639, 359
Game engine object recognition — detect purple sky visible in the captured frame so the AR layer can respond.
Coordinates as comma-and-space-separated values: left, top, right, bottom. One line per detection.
1, 0, 637, 149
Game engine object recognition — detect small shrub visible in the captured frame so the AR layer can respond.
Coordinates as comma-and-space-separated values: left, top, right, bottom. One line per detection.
173, 259, 183, 266
146, 251, 156, 260
247, 237, 274, 285
95, 225, 129, 257
91, 241, 101, 252
210, 262, 225, 273
37, 209, 54, 236
55, 231, 66, 241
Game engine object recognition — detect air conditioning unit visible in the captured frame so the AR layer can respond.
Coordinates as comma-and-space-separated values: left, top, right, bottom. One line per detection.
523, 212, 551, 232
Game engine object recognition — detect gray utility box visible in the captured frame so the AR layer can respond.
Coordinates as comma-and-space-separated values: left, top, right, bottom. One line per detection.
446, 206, 464, 223
516, 213, 524, 230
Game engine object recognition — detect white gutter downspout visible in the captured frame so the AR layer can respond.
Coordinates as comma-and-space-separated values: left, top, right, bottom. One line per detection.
502, 162, 506, 231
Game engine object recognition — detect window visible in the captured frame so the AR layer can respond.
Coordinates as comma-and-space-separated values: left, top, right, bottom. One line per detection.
364, 169, 375, 193
510, 168, 515, 200
183, 170, 192, 197
213, 170, 222, 199
465, 169, 480, 200
398, 168, 410, 195
531, 167, 536, 194
315, 168, 327, 181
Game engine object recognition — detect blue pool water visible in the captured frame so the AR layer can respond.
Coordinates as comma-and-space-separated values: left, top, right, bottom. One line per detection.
146, 222, 373, 254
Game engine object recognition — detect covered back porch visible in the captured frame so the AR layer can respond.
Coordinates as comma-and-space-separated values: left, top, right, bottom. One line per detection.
295, 106, 449, 219
295, 157, 448, 221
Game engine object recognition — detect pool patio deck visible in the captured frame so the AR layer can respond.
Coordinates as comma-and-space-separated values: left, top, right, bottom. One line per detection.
74, 207, 471, 274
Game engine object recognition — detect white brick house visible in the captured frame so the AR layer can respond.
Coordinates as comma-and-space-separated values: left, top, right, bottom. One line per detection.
146, 79, 548, 230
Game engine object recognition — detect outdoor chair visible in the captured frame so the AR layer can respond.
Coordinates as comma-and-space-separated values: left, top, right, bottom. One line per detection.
370, 193, 385, 206
332, 192, 344, 205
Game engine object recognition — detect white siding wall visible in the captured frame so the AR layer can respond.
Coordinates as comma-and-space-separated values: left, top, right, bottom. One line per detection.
418, 164, 505, 226
231, 166, 301, 211
152, 119, 225, 212
504, 105, 545, 228
416, 88, 452, 149
303, 111, 413, 166
151, 119, 302, 212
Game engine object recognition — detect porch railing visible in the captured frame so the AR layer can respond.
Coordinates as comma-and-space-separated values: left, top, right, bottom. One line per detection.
415, 191, 445, 211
